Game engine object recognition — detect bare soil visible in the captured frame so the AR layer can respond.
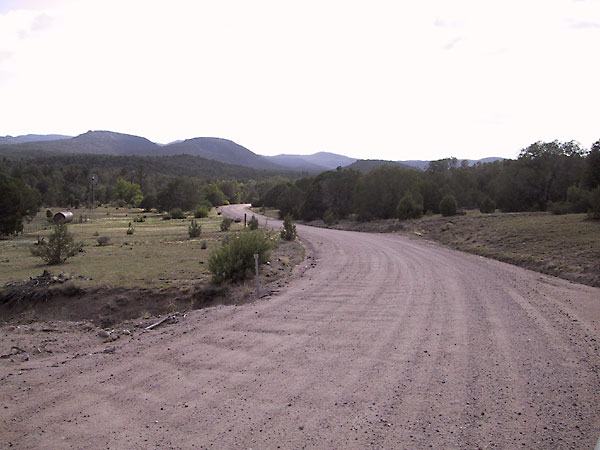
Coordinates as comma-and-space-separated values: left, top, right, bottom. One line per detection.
304, 211, 600, 288
1, 205, 599, 449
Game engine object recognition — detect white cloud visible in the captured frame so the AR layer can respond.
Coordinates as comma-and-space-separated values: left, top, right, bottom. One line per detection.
0, 0, 599, 160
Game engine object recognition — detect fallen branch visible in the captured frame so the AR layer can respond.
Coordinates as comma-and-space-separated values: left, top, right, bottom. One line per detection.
145, 315, 174, 331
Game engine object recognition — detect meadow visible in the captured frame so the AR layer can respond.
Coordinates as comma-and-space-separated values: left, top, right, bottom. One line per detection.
0, 206, 245, 289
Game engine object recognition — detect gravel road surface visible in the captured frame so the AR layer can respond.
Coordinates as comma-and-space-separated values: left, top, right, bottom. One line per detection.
1, 204, 599, 449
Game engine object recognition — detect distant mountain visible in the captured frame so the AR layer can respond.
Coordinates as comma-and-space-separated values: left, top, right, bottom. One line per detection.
158, 137, 285, 171
0, 130, 160, 157
346, 159, 416, 173
400, 160, 430, 170
264, 151, 357, 171
0, 134, 72, 145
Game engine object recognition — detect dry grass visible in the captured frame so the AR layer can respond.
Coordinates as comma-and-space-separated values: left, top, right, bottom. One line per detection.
405, 211, 600, 287
0, 206, 246, 289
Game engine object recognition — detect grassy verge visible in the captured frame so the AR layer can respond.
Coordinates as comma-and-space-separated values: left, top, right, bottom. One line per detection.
405, 211, 600, 287
0, 206, 305, 324
250, 207, 280, 220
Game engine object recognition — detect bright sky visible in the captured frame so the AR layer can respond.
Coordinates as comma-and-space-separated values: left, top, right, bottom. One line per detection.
1, 0, 599, 161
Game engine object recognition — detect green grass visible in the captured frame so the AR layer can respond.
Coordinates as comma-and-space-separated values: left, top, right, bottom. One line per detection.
0, 206, 246, 289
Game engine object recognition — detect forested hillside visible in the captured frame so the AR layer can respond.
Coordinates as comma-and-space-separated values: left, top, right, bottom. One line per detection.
254, 140, 600, 222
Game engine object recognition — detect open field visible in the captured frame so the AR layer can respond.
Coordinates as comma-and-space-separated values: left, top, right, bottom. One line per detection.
0, 206, 304, 325
304, 211, 600, 287
0, 206, 240, 289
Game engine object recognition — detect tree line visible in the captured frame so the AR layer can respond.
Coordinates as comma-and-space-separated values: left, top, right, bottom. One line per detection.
254, 140, 600, 222
2, 139, 599, 236
0, 153, 297, 235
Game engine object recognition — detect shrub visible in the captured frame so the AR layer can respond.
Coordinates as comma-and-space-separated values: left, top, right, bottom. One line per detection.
566, 185, 590, 213
323, 209, 337, 225
439, 194, 458, 217
588, 186, 600, 220
280, 215, 297, 241
248, 215, 259, 230
220, 217, 232, 231
549, 201, 572, 215
134, 216, 145, 223
396, 192, 423, 220
46, 209, 53, 220
162, 214, 172, 220
97, 236, 110, 246
479, 196, 496, 214
188, 219, 202, 238
201, 240, 208, 249
126, 222, 135, 235
193, 206, 209, 218
169, 208, 185, 219
208, 230, 272, 284
93, 231, 100, 236
30, 223, 82, 265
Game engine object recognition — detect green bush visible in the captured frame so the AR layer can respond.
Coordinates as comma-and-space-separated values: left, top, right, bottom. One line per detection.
566, 185, 589, 213
248, 215, 259, 230
169, 208, 185, 219
162, 214, 172, 220
280, 215, 297, 241
439, 194, 458, 217
126, 222, 135, 235
201, 240, 208, 249
208, 230, 272, 284
588, 186, 600, 220
479, 196, 496, 214
548, 201, 572, 215
134, 216, 145, 223
30, 223, 82, 265
220, 217, 232, 231
188, 219, 202, 238
193, 206, 209, 218
396, 192, 423, 220
323, 209, 337, 225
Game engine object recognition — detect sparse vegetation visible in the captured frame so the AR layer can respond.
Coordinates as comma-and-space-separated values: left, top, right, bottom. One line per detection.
479, 196, 496, 214
194, 206, 209, 218
220, 217, 232, 231
439, 194, 458, 217
396, 192, 423, 220
188, 219, 202, 238
248, 215, 259, 230
169, 208, 185, 219
30, 223, 82, 265
207, 230, 272, 284
280, 215, 297, 241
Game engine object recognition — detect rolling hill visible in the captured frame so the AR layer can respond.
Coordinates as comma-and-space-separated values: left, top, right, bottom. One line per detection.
264, 152, 357, 171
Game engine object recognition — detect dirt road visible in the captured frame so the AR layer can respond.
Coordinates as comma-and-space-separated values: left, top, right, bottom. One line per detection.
2, 204, 599, 449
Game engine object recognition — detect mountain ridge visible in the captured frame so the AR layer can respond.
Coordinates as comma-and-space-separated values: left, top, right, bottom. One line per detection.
1, 130, 505, 172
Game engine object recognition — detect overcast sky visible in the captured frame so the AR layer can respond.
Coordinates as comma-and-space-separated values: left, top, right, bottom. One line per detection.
1, 0, 599, 160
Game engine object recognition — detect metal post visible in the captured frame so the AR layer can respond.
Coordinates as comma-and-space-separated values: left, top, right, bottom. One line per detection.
254, 253, 259, 297
244, 213, 247, 228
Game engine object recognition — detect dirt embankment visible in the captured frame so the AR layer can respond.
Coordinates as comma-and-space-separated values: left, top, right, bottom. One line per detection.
0, 238, 304, 327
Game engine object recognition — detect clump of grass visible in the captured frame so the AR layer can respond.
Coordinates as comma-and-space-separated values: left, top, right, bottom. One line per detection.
188, 220, 201, 238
